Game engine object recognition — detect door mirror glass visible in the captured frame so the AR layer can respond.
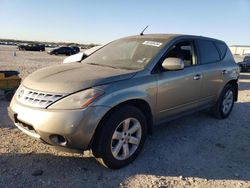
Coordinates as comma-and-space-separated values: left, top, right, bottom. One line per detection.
162, 57, 184, 71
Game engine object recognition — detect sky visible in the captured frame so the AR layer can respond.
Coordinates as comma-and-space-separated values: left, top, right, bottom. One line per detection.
0, 0, 249, 45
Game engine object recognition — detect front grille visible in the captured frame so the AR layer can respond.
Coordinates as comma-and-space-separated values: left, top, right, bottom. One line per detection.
17, 86, 66, 108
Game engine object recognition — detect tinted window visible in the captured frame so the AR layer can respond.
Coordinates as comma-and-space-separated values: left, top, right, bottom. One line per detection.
197, 39, 220, 64
215, 42, 227, 59
59, 47, 66, 52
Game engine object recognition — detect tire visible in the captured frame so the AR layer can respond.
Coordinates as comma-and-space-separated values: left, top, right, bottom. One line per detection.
92, 105, 147, 169
211, 84, 235, 119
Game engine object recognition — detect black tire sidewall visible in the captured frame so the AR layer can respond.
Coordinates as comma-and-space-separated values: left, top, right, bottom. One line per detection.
94, 105, 147, 169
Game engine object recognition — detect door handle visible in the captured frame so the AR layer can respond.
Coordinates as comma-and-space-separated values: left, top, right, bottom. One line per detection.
222, 70, 228, 75
193, 74, 202, 80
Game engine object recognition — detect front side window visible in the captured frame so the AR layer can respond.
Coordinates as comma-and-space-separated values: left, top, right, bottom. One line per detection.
59, 48, 65, 53
83, 37, 168, 70
197, 39, 220, 64
165, 41, 196, 67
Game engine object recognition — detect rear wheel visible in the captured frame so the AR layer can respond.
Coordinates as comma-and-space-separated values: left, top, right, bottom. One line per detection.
211, 84, 235, 119
92, 105, 147, 169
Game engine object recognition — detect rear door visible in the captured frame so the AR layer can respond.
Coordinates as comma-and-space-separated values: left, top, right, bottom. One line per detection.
196, 39, 226, 104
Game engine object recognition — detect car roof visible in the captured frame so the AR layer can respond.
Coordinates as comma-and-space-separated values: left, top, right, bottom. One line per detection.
123, 34, 225, 43
121, 34, 179, 41
58, 46, 72, 48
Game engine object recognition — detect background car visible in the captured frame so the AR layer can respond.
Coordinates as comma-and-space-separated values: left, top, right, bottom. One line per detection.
238, 55, 250, 72
18, 44, 45, 51
48, 46, 76, 56
63, 45, 103, 64
9, 34, 239, 169
70, 46, 80, 54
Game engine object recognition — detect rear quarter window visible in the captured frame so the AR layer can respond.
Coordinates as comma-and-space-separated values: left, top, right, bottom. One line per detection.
214, 42, 227, 59
197, 39, 220, 64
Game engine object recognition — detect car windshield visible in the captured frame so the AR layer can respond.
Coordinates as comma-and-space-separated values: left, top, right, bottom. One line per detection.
83, 37, 167, 70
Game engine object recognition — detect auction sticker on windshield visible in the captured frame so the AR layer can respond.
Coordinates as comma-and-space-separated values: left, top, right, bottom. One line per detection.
142, 41, 162, 47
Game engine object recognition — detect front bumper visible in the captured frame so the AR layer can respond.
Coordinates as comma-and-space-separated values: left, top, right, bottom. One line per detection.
8, 97, 110, 151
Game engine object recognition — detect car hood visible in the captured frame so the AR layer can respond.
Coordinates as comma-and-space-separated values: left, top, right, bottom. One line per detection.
23, 63, 136, 93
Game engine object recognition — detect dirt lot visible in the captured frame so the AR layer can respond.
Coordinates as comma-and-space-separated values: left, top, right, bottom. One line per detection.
0, 45, 250, 188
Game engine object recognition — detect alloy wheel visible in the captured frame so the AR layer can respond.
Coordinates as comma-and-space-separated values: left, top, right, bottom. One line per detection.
111, 118, 142, 160
222, 90, 234, 114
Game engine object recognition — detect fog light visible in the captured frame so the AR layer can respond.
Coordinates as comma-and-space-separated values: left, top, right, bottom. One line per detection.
50, 135, 67, 146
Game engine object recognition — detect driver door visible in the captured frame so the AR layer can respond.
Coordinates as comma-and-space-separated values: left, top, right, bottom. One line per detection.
156, 40, 202, 122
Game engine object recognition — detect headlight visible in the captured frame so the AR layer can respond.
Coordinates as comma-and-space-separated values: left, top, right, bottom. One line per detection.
15, 85, 24, 99
48, 88, 104, 109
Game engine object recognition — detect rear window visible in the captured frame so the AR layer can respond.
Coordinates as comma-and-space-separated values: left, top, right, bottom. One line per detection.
215, 42, 227, 59
197, 39, 220, 64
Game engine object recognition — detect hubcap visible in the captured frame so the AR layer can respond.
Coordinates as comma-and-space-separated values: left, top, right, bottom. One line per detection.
111, 118, 142, 160
222, 90, 234, 114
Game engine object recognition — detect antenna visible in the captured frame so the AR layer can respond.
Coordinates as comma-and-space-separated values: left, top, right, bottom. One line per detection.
140, 25, 149, 36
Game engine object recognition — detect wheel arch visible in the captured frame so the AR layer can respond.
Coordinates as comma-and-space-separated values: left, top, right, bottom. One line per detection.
90, 99, 153, 149
226, 79, 238, 101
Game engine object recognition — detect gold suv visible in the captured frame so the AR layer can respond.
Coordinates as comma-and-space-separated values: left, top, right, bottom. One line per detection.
8, 34, 240, 169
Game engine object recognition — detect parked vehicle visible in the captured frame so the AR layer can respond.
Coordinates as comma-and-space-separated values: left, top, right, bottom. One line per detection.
70, 46, 80, 54
0, 71, 21, 101
18, 44, 45, 51
238, 55, 250, 72
63, 45, 103, 64
48, 46, 76, 56
8, 34, 239, 169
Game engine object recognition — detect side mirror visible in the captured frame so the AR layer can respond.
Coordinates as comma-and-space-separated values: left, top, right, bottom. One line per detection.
162, 57, 184, 71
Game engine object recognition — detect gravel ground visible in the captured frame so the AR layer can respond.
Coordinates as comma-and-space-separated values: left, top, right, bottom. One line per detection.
0, 45, 250, 188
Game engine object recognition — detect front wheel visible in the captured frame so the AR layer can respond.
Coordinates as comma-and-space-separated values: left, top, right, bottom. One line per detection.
211, 84, 235, 119
92, 105, 147, 169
